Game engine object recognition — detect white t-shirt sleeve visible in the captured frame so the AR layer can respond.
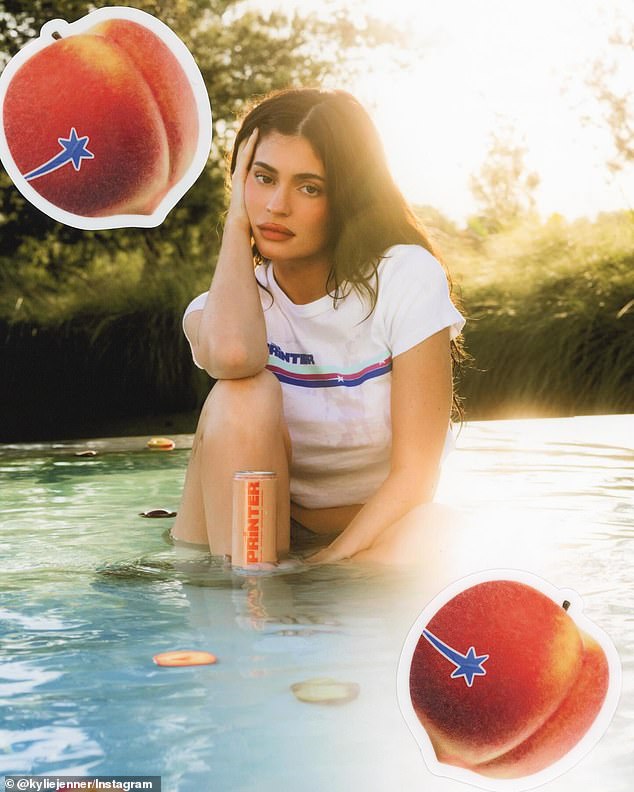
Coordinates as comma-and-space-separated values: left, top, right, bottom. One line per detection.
379, 245, 465, 357
182, 292, 209, 369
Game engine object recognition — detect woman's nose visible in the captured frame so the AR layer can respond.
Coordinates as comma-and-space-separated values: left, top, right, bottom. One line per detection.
266, 185, 291, 216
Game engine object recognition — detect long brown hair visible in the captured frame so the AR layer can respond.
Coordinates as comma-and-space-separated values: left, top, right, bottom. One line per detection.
230, 88, 467, 418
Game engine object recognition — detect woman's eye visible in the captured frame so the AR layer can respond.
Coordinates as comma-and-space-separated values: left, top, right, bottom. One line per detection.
254, 173, 273, 184
301, 184, 321, 196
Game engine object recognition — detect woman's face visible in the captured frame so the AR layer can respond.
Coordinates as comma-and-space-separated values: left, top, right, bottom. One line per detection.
244, 132, 329, 265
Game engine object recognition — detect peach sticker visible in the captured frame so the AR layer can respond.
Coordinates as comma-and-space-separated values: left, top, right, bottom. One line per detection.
0, 6, 212, 229
397, 569, 621, 791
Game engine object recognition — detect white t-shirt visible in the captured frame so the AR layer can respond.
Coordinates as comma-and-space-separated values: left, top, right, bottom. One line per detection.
183, 244, 465, 509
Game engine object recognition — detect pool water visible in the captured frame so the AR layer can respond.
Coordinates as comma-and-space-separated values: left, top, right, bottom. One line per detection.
1, 415, 632, 791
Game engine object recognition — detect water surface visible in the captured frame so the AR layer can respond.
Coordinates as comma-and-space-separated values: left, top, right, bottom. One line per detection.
1, 415, 632, 791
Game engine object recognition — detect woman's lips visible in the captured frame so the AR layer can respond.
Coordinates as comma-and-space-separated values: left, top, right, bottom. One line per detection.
257, 223, 295, 241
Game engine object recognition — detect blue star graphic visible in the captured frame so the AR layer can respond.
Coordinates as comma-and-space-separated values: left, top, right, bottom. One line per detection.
58, 128, 94, 170
422, 628, 489, 687
24, 127, 94, 181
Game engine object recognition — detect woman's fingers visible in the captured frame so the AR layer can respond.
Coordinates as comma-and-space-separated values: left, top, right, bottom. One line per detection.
227, 129, 258, 225
305, 546, 348, 565
234, 127, 259, 181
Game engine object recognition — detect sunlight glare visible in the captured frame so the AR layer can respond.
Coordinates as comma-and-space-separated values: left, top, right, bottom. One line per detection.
248, 0, 633, 222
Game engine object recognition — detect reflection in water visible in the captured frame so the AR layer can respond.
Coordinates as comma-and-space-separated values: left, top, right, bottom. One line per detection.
0, 416, 632, 790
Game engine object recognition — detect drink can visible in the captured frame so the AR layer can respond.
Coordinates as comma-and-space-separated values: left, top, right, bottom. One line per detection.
231, 471, 277, 566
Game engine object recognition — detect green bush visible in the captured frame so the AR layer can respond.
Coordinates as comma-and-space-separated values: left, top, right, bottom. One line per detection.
445, 211, 634, 417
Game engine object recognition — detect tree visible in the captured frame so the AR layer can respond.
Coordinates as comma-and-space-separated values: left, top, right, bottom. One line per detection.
587, 23, 634, 172
468, 126, 540, 234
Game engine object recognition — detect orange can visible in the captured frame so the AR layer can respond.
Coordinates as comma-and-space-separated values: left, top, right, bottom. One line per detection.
231, 471, 277, 567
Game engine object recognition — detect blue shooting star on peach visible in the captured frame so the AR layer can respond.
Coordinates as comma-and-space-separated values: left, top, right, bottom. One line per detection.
24, 128, 94, 181
422, 629, 489, 687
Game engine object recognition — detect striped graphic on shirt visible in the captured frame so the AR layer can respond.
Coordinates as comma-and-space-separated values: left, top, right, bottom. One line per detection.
266, 356, 393, 388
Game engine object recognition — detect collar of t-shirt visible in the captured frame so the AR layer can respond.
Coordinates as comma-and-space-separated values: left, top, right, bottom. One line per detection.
256, 263, 333, 319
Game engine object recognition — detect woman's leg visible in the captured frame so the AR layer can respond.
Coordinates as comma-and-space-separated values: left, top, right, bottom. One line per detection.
171, 369, 291, 557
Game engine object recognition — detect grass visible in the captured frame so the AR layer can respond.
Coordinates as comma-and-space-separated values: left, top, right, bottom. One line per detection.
443, 211, 634, 417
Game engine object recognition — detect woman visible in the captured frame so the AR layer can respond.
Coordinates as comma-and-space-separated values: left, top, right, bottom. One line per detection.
171, 88, 465, 564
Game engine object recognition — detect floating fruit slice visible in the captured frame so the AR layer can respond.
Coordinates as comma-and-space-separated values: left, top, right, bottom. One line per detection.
147, 437, 175, 450
153, 650, 217, 667
291, 677, 359, 705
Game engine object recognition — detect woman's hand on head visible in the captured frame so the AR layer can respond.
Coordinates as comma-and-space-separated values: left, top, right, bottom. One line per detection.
227, 128, 258, 230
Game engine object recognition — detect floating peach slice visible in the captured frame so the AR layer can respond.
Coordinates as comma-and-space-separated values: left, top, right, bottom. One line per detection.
291, 677, 360, 705
147, 437, 175, 450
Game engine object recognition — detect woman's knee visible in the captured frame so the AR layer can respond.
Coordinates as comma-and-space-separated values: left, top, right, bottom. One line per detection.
199, 369, 283, 434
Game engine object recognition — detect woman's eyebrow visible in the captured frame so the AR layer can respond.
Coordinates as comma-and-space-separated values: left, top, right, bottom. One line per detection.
253, 160, 325, 182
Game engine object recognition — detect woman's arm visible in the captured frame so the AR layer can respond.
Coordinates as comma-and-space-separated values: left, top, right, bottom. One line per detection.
308, 327, 453, 563
188, 129, 269, 379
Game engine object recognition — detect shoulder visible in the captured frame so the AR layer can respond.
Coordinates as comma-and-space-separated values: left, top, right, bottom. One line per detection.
183, 264, 270, 318
377, 244, 447, 291
375, 244, 464, 351
183, 291, 208, 318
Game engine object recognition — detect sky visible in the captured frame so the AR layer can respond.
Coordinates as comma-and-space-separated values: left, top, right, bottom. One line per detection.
248, 0, 633, 223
